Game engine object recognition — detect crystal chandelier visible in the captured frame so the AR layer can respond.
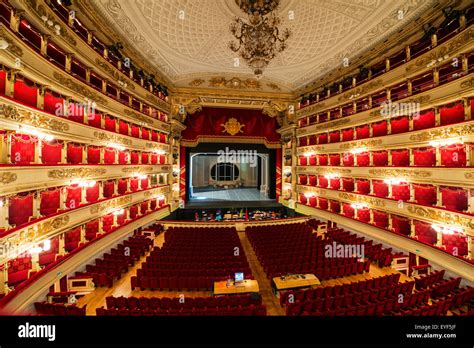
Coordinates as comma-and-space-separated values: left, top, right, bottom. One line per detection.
229, 0, 290, 79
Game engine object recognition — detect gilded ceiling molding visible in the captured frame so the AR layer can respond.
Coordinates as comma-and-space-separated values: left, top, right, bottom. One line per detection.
48, 168, 107, 179
209, 77, 261, 90
409, 123, 474, 142
267, 83, 281, 91
0, 28, 23, 57
407, 206, 474, 231
0, 104, 69, 132
52, 72, 108, 105
406, 27, 474, 72
368, 169, 432, 179
189, 79, 205, 87
89, 195, 133, 214
93, 131, 132, 146
0, 172, 18, 184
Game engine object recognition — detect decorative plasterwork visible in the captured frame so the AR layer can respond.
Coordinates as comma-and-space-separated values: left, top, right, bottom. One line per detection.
409, 123, 474, 142
339, 139, 383, 150
144, 186, 170, 198
338, 192, 386, 208
93, 131, 133, 146
0, 104, 69, 132
48, 168, 107, 179
208, 77, 261, 90
53, 72, 108, 105
0, 28, 23, 57
368, 169, 432, 179
0, 172, 17, 184
89, 195, 133, 214
407, 206, 474, 231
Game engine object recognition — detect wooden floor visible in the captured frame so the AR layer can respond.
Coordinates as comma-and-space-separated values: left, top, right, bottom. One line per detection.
77, 231, 412, 316
190, 188, 272, 201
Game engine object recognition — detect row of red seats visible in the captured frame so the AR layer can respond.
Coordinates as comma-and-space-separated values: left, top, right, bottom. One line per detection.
414, 270, 445, 289
430, 277, 462, 298
34, 302, 86, 316
96, 305, 267, 316
105, 294, 262, 310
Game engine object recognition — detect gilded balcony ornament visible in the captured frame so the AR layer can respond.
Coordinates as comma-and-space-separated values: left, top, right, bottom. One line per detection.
409, 123, 474, 142
368, 169, 432, 179
53, 73, 108, 105
145, 94, 171, 113
122, 166, 153, 173
296, 103, 327, 118
338, 80, 383, 102
460, 77, 474, 89
0, 172, 17, 184
338, 192, 386, 207
407, 206, 474, 231
339, 139, 383, 150
48, 168, 107, 179
93, 131, 132, 145
0, 28, 23, 57
313, 118, 350, 131
90, 196, 133, 214
465, 173, 474, 179
123, 109, 152, 125
0, 104, 69, 132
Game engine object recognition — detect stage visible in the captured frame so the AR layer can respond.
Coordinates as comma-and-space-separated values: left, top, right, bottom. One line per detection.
189, 187, 272, 202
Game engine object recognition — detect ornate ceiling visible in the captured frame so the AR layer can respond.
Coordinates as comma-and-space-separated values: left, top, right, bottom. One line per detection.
88, 0, 436, 93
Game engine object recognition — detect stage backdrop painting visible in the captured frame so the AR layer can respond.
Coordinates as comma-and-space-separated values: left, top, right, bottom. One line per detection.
181, 107, 281, 148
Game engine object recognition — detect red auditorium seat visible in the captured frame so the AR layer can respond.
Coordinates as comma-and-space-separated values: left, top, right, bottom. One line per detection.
14, 78, 38, 107
88, 112, 102, 128
318, 197, 328, 210
342, 128, 354, 142
43, 91, 64, 115
440, 103, 465, 125
414, 184, 437, 206
40, 189, 60, 216
440, 144, 466, 167
391, 149, 409, 166
342, 153, 354, 166
413, 110, 435, 130
67, 143, 83, 164
441, 187, 468, 211
318, 176, 328, 188
413, 147, 436, 166
41, 140, 62, 164
318, 133, 328, 144
390, 116, 409, 134
373, 151, 388, 166
392, 215, 411, 235
9, 194, 34, 227
87, 146, 101, 164
356, 125, 370, 139
342, 178, 354, 192
357, 208, 370, 222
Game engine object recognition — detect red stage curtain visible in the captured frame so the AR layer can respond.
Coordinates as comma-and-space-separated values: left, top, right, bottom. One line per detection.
356, 125, 370, 139
329, 131, 340, 143
299, 175, 308, 185
343, 203, 354, 218
43, 92, 64, 115
11, 134, 36, 164
390, 116, 409, 134
373, 180, 388, 198
118, 151, 129, 164
372, 120, 387, 137
391, 149, 409, 166
103, 181, 115, 198
413, 184, 437, 206
87, 146, 100, 164
105, 116, 116, 132
392, 215, 411, 235
40, 189, 60, 216
118, 179, 128, 195
131, 151, 139, 164
342, 128, 354, 142
67, 143, 83, 164
440, 144, 466, 167
356, 152, 370, 166
373, 151, 388, 166
131, 125, 140, 138
88, 112, 102, 128
141, 153, 150, 164
14, 79, 38, 107
392, 182, 410, 201
413, 110, 435, 130
441, 187, 468, 211
330, 178, 340, 190
342, 178, 354, 192
41, 140, 62, 164
318, 133, 328, 144
342, 153, 354, 166
309, 175, 317, 186
317, 154, 328, 166
318, 176, 328, 188
356, 179, 370, 194
357, 208, 370, 223
66, 185, 81, 209
373, 210, 388, 228
329, 154, 340, 166
413, 147, 436, 166
440, 103, 465, 125
86, 184, 99, 203
142, 128, 150, 140
104, 148, 116, 165
130, 178, 139, 192
318, 197, 328, 210
119, 121, 129, 135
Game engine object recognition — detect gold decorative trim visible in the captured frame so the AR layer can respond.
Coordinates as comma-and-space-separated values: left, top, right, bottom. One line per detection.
90, 196, 133, 214
298, 167, 352, 175
36, 215, 70, 235
145, 94, 171, 113
121, 166, 154, 173
296, 103, 326, 118
407, 206, 474, 231
465, 173, 474, 179
143, 186, 170, 198
409, 123, 474, 142
48, 168, 107, 179
338, 192, 386, 207
0, 172, 18, 184
0, 28, 23, 56
189, 79, 205, 87
460, 77, 474, 89
123, 109, 153, 125
209, 77, 261, 90
369, 95, 431, 117
339, 139, 383, 150
52, 72, 108, 105
221, 118, 245, 136
313, 118, 350, 131
368, 169, 432, 179
0, 104, 69, 132
338, 80, 383, 102
93, 131, 132, 145
297, 145, 325, 154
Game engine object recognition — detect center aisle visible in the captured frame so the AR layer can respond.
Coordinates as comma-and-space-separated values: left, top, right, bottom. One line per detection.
238, 231, 285, 316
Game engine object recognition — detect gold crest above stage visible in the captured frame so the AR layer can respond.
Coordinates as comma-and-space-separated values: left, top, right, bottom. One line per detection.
221, 118, 245, 136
